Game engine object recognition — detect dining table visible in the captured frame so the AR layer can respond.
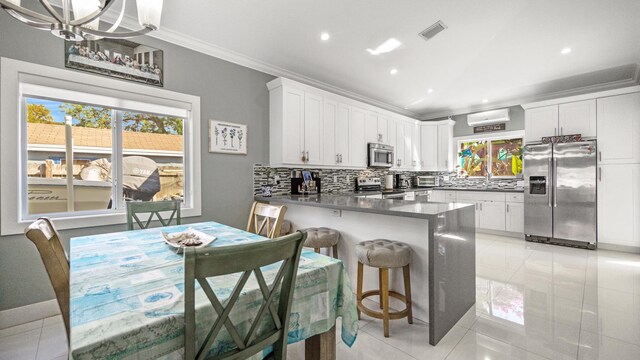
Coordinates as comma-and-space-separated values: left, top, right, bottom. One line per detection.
69, 221, 359, 360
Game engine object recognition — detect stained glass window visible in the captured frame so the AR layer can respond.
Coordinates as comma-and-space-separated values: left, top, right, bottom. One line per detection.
457, 137, 523, 177
459, 140, 488, 177
491, 138, 523, 177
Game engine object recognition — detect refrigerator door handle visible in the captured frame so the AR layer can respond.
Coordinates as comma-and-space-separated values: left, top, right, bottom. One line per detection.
553, 157, 558, 208
548, 157, 553, 207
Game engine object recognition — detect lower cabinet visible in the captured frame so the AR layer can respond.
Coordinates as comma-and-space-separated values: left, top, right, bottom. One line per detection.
598, 164, 640, 247
478, 201, 506, 231
505, 202, 524, 233
430, 190, 446, 202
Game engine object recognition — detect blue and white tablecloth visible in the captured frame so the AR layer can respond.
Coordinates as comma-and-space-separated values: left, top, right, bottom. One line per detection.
70, 222, 358, 359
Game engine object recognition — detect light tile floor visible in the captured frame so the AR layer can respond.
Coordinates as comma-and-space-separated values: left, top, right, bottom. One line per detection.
2, 233, 640, 360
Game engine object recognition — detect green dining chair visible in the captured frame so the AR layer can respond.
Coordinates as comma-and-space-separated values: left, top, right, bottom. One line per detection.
126, 200, 181, 230
184, 231, 307, 360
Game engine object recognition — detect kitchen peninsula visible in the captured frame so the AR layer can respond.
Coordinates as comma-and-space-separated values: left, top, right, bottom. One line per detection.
255, 194, 476, 345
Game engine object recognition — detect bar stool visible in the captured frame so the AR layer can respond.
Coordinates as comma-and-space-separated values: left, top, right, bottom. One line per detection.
303, 227, 340, 258
355, 239, 412, 337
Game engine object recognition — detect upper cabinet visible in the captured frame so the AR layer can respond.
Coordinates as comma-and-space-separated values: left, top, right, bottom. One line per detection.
558, 100, 596, 138
268, 77, 456, 169
597, 92, 640, 164
524, 100, 596, 143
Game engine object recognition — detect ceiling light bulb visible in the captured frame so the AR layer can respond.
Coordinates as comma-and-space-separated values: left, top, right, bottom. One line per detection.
320, 32, 330, 41
390, 68, 398, 75
428, 88, 433, 93
367, 38, 402, 55
482, 99, 488, 103
561, 47, 572, 55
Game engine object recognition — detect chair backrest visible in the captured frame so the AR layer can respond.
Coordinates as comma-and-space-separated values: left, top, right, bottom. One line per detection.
24, 218, 70, 340
183, 231, 307, 360
246, 202, 287, 239
126, 200, 181, 230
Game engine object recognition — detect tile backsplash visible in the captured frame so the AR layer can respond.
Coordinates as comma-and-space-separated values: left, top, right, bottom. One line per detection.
253, 165, 521, 196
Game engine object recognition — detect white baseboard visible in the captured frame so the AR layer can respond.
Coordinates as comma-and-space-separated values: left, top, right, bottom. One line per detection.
598, 242, 640, 254
0, 300, 60, 329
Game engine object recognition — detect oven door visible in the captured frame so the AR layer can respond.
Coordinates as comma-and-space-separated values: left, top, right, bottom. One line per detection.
368, 145, 394, 168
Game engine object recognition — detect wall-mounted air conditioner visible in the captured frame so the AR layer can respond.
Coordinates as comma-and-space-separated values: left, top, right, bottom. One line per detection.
467, 108, 510, 126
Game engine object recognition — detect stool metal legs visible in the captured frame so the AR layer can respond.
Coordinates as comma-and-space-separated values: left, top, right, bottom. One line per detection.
356, 261, 412, 337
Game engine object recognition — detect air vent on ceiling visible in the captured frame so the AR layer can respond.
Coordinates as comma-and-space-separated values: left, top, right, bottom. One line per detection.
419, 20, 447, 41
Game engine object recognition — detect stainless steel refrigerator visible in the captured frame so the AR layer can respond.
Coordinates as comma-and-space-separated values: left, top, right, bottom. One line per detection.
523, 140, 597, 249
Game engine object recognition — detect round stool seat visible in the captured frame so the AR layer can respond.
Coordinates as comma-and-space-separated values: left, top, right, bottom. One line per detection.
303, 227, 340, 248
356, 239, 411, 268
258, 220, 292, 237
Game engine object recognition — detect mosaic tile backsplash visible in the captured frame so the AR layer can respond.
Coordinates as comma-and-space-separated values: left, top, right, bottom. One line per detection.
253, 165, 521, 196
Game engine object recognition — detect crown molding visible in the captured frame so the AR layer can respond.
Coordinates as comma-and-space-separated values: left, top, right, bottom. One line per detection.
419, 75, 640, 120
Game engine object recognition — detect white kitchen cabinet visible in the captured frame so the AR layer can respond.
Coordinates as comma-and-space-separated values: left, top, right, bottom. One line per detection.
598, 163, 640, 248
378, 117, 389, 144
558, 99, 596, 138
336, 103, 351, 166
505, 202, 524, 233
437, 122, 454, 171
409, 124, 421, 169
525, 105, 558, 143
597, 92, 640, 164
403, 123, 414, 170
396, 123, 407, 169
430, 190, 446, 202
420, 125, 437, 171
349, 106, 367, 168
304, 92, 323, 164
387, 118, 397, 169
478, 201, 506, 231
365, 112, 379, 144
322, 98, 338, 166
270, 86, 305, 164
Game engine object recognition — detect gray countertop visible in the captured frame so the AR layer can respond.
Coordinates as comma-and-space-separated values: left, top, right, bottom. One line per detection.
255, 194, 473, 220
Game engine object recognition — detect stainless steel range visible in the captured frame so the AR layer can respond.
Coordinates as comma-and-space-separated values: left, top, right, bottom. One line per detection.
523, 140, 597, 249
356, 177, 407, 199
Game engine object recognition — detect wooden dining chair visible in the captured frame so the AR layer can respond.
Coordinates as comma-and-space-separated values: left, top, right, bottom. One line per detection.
184, 231, 307, 360
126, 200, 181, 230
246, 202, 287, 239
24, 218, 70, 340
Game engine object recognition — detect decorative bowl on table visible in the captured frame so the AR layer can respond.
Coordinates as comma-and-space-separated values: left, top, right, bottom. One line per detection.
161, 228, 216, 249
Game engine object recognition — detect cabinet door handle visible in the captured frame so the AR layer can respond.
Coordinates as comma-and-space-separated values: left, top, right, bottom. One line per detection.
507, 204, 510, 212
336, 154, 339, 163
301, 151, 306, 163
340, 154, 343, 163
560, 127, 563, 135
598, 151, 602, 162
305, 151, 309, 162
598, 167, 602, 181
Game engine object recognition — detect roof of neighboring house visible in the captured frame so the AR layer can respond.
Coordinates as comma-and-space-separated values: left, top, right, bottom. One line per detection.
27, 123, 183, 152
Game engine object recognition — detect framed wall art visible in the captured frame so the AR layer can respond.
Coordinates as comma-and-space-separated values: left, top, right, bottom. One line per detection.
209, 120, 247, 154
65, 38, 164, 87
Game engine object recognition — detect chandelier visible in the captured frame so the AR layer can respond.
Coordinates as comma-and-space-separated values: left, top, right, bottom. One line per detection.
0, 0, 163, 41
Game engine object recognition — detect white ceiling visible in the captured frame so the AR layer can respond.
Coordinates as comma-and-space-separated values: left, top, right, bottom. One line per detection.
144, 0, 640, 119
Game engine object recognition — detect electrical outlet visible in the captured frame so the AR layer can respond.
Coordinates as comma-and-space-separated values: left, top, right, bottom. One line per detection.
331, 209, 342, 217
346, 175, 351, 183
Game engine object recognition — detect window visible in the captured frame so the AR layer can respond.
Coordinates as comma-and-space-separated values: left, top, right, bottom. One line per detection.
457, 133, 524, 178
1, 58, 201, 235
25, 98, 184, 216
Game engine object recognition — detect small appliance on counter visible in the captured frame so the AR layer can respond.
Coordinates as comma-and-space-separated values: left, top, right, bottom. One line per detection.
394, 174, 410, 189
368, 143, 394, 168
384, 174, 394, 190
291, 170, 321, 195
415, 175, 440, 187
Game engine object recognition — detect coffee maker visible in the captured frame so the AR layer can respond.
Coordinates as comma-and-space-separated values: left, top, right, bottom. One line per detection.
291, 170, 321, 195
394, 174, 410, 189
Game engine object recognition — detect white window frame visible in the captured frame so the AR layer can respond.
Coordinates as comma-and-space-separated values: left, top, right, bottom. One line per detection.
1, 58, 202, 235
454, 130, 525, 179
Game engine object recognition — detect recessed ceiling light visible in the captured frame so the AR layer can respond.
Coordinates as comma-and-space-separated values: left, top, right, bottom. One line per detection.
427, 88, 434, 93
320, 32, 330, 41
561, 47, 572, 55
482, 98, 488, 103
390, 68, 398, 75
367, 38, 402, 55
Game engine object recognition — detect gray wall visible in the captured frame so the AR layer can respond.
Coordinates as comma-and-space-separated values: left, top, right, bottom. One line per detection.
427, 105, 525, 137
0, 14, 275, 310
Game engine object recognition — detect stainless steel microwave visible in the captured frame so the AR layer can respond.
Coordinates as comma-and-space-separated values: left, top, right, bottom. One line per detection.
368, 143, 394, 168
